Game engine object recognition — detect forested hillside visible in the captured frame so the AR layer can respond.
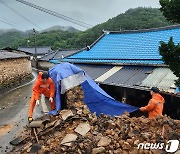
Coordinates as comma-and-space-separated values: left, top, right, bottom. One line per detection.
0, 31, 26, 48
1, 7, 174, 50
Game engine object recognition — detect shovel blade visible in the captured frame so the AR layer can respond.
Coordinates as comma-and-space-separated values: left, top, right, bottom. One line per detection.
28, 120, 43, 128
10, 136, 27, 145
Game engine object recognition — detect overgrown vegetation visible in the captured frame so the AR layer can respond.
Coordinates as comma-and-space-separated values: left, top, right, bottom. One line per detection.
159, 0, 180, 86
0, 31, 26, 49
159, 38, 180, 86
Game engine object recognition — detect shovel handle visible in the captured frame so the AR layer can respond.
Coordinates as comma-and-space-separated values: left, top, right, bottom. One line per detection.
33, 128, 40, 144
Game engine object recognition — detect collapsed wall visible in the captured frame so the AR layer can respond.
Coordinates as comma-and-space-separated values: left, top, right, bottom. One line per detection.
10, 85, 180, 154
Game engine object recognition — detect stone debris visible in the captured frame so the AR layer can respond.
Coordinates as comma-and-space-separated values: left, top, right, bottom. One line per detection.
9, 85, 180, 154
75, 123, 91, 136
92, 147, 106, 154
97, 137, 111, 147
60, 109, 74, 120
60, 134, 78, 146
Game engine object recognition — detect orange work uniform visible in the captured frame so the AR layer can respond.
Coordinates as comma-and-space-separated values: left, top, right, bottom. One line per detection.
140, 93, 165, 119
28, 72, 55, 117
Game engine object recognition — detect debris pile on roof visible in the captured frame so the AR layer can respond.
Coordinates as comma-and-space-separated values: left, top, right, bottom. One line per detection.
10, 86, 180, 154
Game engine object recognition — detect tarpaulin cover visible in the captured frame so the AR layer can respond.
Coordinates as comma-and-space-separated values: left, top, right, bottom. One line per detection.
48, 62, 138, 115
176, 87, 180, 93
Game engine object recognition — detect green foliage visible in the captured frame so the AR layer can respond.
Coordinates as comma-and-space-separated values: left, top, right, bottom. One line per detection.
159, 0, 180, 87
160, 0, 180, 23
4, 7, 172, 50
159, 37, 180, 86
0, 31, 26, 48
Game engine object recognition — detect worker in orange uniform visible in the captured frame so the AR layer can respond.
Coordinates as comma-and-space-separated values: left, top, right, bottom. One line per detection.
28, 72, 56, 122
140, 87, 165, 119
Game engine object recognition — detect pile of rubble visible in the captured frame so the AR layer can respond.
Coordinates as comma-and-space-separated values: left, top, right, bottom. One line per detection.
65, 85, 84, 109
10, 86, 180, 154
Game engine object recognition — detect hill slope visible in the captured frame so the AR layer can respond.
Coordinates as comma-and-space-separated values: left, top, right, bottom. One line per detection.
41, 25, 80, 33
4, 7, 174, 49
0, 26, 79, 49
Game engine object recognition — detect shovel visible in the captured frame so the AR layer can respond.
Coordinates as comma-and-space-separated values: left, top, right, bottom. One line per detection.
10, 136, 28, 145
28, 120, 43, 144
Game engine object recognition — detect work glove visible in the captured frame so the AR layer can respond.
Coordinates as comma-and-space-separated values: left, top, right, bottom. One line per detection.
49, 97, 53, 102
36, 100, 40, 106
28, 117, 33, 123
140, 107, 145, 111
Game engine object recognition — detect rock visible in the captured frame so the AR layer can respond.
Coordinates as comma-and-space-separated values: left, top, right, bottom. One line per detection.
134, 140, 140, 146
82, 106, 90, 115
107, 120, 116, 129
45, 120, 56, 128
141, 132, 151, 140
175, 150, 180, 154
151, 150, 163, 154
97, 137, 111, 147
79, 143, 84, 149
119, 140, 124, 147
75, 123, 91, 136
108, 150, 114, 154
92, 147, 105, 154
122, 142, 131, 150
126, 139, 133, 146
129, 148, 138, 154
61, 147, 66, 152
122, 150, 129, 154
60, 134, 77, 146
115, 149, 123, 154
150, 118, 157, 127
60, 110, 73, 120
115, 143, 120, 149
77, 109, 83, 115
77, 148, 82, 154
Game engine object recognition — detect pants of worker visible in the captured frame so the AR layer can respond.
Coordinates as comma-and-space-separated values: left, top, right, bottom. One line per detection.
28, 90, 56, 117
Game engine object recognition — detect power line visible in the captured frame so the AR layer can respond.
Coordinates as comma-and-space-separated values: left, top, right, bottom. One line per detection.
0, 0, 42, 30
15, 0, 93, 28
0, 18, 16, 29
0, 17, 25, 31
0, 16, 25, 30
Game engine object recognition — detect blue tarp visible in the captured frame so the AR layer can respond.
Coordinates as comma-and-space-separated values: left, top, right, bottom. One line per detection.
48, 62, 138, 116
176, 87, 180, 93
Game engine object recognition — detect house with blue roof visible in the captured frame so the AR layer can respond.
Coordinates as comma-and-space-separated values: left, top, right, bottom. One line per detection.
63, 25, 180, 65
49, 25, 180, 119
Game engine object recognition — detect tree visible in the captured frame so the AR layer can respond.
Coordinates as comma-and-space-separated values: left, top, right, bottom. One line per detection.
159, 0, 180, 23
159, 37, 180, 86
159, 0, 180, 86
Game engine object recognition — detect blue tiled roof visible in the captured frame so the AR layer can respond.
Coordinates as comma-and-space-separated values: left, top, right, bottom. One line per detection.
62, 26, 180, 65
63, 58, 164, 65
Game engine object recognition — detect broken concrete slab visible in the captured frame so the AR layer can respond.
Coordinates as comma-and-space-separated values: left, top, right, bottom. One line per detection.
74, 123, 90, 136
60, 134, 77, 146
92, 147, 105, 154
97, 137, 111, 147
175, 150, 180, 154
60, 110, 73, 120
45, 120, 57, 128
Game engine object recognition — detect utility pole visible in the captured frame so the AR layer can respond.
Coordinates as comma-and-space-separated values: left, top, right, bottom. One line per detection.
33, 28, 38, 68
